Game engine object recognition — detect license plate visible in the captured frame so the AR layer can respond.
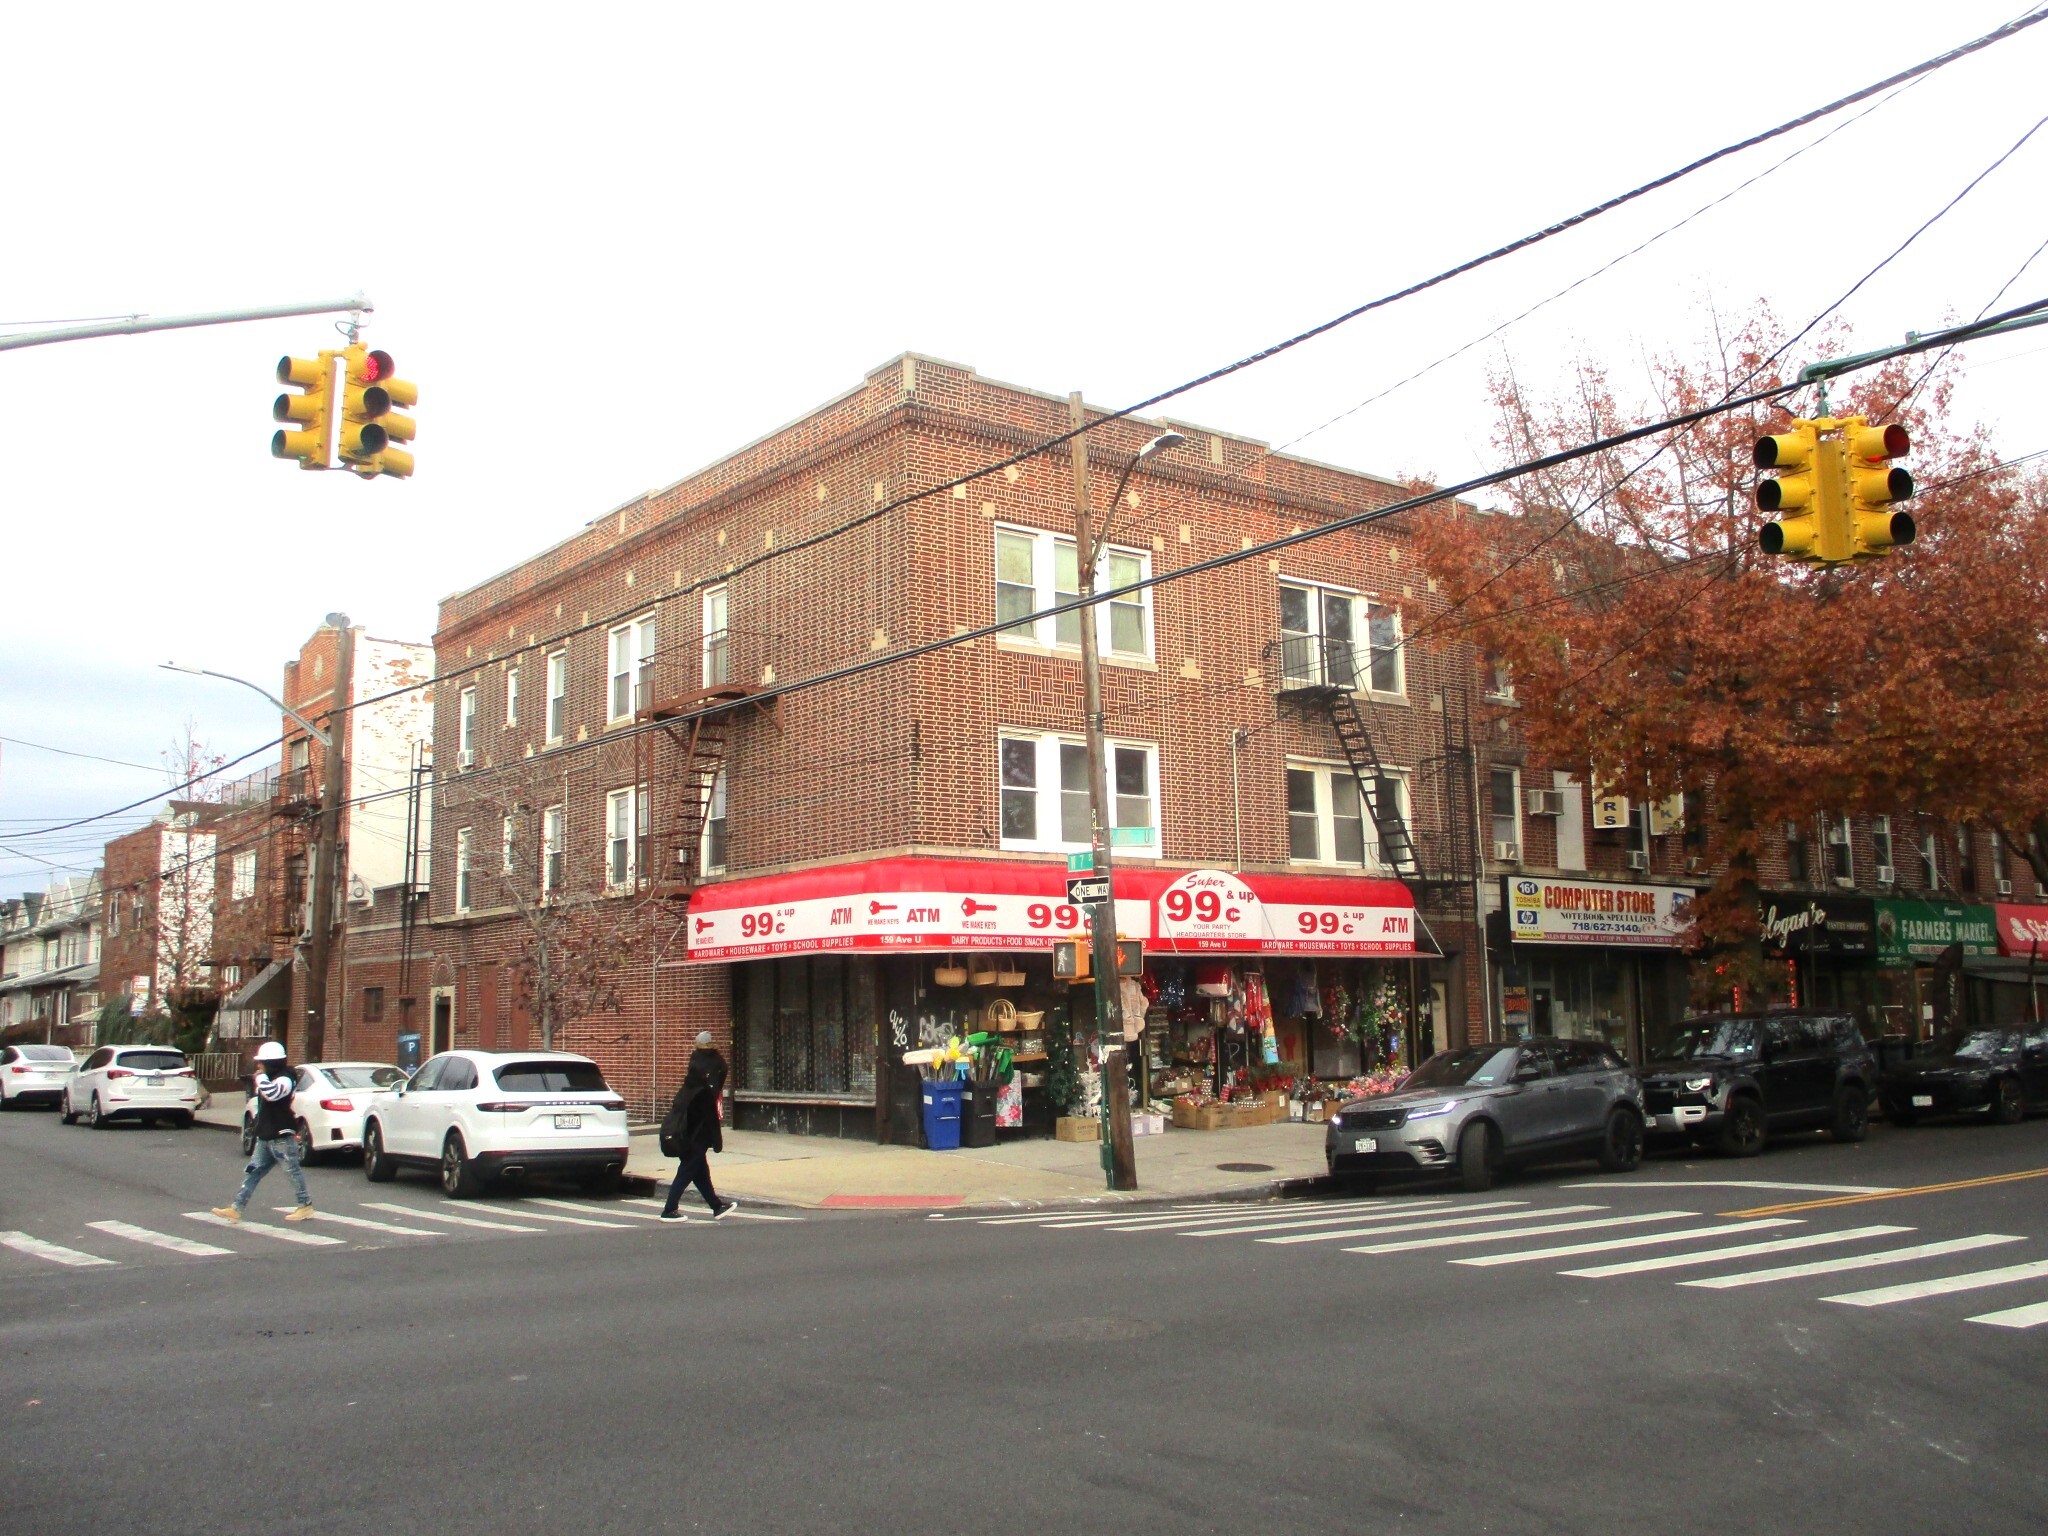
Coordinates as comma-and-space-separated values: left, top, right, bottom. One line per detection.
1355, 1136, 1377, 1153
553, 1114, 582, 1129
145, 1075, 164, 1087
1912, 1095, 1933, 1108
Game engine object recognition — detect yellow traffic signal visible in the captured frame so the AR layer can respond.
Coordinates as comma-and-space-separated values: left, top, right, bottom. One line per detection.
1754, 423, 1830, 561
1845, 418, 1915, 558
271, 352, 335, 469
337, 345, 417, 479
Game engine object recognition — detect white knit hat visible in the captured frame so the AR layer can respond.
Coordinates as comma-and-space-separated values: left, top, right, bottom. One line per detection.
695, 1031, 714, 1047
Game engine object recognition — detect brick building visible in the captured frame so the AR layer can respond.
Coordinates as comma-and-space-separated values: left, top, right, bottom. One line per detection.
0, 875, 102, 1045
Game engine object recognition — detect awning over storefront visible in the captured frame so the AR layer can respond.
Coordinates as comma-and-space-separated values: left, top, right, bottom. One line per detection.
223, 959, 293, 1012
1502, 875, 1695, 948
686, 857, 1430, 962
1874, 898, 1998, 966
1993, 902, 2048, 958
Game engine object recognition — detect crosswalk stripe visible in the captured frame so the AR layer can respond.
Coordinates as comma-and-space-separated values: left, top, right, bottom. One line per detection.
930, 1200, 1258, 1224
1085, 1199, 1414, 1234
1557, 1225, 1913, 1278
1456, 1219, 1807, 1267
621, 1198, 803, 1222
0, 1231, 117, 1267
1822, 1259, 2048, 1308
187, 1211, 345, 1246
88, 1220, 234, 1257
278, 1209, 445, 1238
1268, 1203, 1596, 1247
360, 1202, 544, 1233
527, 1197, 670, 1222
1966, 1297, 2048, 1329
1682, 1234, 2026, 1290
1346, 1210, 1693, 1256
1177, 1203, 1467, 1239
494, 1204, 635, 1229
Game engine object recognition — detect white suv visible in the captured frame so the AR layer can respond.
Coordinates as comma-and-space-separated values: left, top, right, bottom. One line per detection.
241, 1061, 407, 1160
0, 1044, 78, 1108
360, 1050, 630, 1198
62, 1045, 201, 1128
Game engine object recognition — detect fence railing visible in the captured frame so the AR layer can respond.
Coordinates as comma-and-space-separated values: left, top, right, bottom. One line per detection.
191, 1050, 244, 1086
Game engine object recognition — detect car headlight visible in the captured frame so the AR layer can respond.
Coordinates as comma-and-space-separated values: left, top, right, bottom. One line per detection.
1682, 1076, 1714, 1094
1403, 1100, 1459, 1119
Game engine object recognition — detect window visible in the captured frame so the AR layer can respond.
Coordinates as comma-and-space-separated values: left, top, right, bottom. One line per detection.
1919, 826, 1941, 889
546, 651, 568, 742
1825, 815, 1853, 884
439, 1058, 478, 1092
1286, 764, 1366, 865
1784, 821, 1809, 884
1991, 831, 2010, 891
703, 770, 728, 874
455, 828, 473, 912
606, 788, 638, 888
1956, 825, 1978, 893
997, 733, 1159, 854
1366, 602, 1403, 694
734, 955, 877, 1100
1872, 815, 1894, 878
221, 963, 241, 990
608, 613, 657, 722
1279, 581, 1356, 688
542, 805, 564, 896
505, 664, 519, 728
1490, 768, 1521, 854
458, 686, 477, 763
363, 986, 386, 1023
1483, 652, 1515, 701
703, 586, 730, 687
494, 1059, 609, 1093
992, 526, 1152, 658
1364, 771, 1412, 869
501, 816, 517, 875
231, 849, 257, 901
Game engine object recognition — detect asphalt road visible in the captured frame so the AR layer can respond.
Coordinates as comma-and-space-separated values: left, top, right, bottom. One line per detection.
4, 1104, 2047, 1534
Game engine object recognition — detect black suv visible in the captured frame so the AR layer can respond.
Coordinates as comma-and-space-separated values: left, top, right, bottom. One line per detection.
1639, 1013, 1876, 1157
1880, 1026, 2048, 1126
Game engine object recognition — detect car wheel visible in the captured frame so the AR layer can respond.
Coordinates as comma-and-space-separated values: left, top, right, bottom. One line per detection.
1717, 1096, 1767, 1158
362, 1121, 397, 1183
240, 1119, 257, 1156
60, 1091, 78, 1126
1991, 1076, 2026, 1126
1597, 1108, 1644, 1172
294, 1118, 317, 1166
440, 1132, 485, 1199
90, 1094, 113, 1130
1457, 1121, 1495, 1193
1831, 1087, 1870, 1143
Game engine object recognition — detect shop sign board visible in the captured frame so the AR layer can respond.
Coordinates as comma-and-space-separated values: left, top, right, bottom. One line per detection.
689, 889, 1152, 961
1504, 875, 1692, 947
1994, 902, 2048, 956
1591, 791, 1631, 830
1148, 868, 1418, 956
1757, 892, 1878, 960
1875, 898, 1999, 965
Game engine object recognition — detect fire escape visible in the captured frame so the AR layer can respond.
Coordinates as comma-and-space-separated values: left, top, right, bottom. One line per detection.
1271, 635, 1421, 882
634, 625, 772, 900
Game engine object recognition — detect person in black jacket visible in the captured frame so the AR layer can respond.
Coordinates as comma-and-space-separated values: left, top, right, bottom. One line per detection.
659, 1058, 734, 1222
687, 1031, 728, 1099
212, 1040, 313, 1223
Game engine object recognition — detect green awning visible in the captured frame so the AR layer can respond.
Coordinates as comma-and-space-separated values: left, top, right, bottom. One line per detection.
1873, 899, 1999, 966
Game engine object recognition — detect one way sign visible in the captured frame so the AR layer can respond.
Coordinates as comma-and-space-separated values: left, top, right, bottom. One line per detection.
1066, 875, 1110, 906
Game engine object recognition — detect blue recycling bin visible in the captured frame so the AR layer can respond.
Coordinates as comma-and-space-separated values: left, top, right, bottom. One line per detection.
921, 1079, 966, 1151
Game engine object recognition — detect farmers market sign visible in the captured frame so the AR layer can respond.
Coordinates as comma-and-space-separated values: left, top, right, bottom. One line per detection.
1873, 898, 1997, 965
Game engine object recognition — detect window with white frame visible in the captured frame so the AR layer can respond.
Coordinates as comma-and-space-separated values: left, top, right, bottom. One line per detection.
993, 526, 1152, 658
1872, 815, 1895, 879
1287, 763, 1366, 865
702, 770, 728, 874
1365, 602, 1403, 694
1992, 829, 2010, 891
455, 828, 473, 912
501, 816, 517, 875
459, 686, 477, 764
542, 805, 564, 897
231, 849, 257, 901
1278, 580, 1358, 689
1490, 768, 1521, 855
505, 663, 519, 728
1483, 651, 1515, 701
998, 732, 1159, 853
1825, 814, 1853, 884
702, 586, 730, 687
1919, 826, 1941, 889
1956, 825, 1978, 893
546, 651, 568, 742
606, 788, 638, 888
608, 613, 657, 722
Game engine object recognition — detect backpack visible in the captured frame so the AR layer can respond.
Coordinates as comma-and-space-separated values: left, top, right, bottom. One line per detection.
658, 1105, 684, 1159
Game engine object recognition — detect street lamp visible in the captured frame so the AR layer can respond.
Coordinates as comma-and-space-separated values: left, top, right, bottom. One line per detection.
159, 662, 333, 750
1072, 416, 1189, 1191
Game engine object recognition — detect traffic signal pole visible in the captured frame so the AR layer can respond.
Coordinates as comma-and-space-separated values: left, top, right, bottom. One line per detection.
0, 295, 371, 352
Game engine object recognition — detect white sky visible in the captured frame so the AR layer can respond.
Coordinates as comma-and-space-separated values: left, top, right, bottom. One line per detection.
5, 1, 2046, 898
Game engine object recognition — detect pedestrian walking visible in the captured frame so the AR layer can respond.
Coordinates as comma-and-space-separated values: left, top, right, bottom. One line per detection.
687, 1030, 728, 1100
212, 1040, 313, 1224
658, 1056, 734, 1222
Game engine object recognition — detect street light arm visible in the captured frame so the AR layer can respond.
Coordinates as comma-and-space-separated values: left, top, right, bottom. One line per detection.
1088, 432, 1190, 571
160, 663, 331, 750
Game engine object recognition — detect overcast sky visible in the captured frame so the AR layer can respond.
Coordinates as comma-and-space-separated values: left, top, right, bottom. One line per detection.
5, 1, 2045, 899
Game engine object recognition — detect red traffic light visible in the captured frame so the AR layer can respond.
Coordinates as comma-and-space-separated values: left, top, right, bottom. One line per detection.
1875, 422, 1908, 458
362, 349, 394, 383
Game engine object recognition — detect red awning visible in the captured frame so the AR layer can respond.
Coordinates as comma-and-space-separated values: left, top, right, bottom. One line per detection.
1993, 902, 2048, 957
685, 856, 1428, 963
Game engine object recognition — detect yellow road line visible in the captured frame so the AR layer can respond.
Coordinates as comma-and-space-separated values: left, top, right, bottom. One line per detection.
1722, 1167, 2048, 1219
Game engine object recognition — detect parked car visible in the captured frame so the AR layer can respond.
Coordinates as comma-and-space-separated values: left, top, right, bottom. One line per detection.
360, 1049, 630, 1198
1326, 1038, 1645, 1193
240, 1061, 407, 1159
1639, 1012, 1876, 1156
1879, 1026, 2048, 1126
60, 1045, 201, 1128
0, 1044, 78, 1109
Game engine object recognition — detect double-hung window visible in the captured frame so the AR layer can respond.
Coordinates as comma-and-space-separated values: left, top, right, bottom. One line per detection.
702, 770, 728, 874
455, 828, 473, 913
609, 614, 656, 722
458, 687, 477, 767
1490, 768, 1521, 857
993, 527, 1152, 659
1286, 763, 1366, 866
1825, 814, 1853, 884
501, 816, 517, 875
1992, 830, 2011, 892
606, 788, 639, 889
1871, 815, 1895, 881
505, 664, 519, 729
1919, 826, 1940, 889
998, 732, 1159, 854
1956, 825, 1978, 893
231, 850, 257, 901
702, 586, 730, 687
546, 651, 568, 743
542, 805, 564, 897
1277, 581, 1402, 694
1784, 822, 1810, 884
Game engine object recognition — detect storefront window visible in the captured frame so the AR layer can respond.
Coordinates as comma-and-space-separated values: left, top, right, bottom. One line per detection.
735, 956, 877, 1099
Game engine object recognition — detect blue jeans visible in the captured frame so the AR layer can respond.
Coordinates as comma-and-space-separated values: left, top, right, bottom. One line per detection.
236, 1133, 311, 1211
662, 1149, 720, 1215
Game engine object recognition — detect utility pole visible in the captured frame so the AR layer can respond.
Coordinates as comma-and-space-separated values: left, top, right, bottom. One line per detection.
301, 614, 356, 1062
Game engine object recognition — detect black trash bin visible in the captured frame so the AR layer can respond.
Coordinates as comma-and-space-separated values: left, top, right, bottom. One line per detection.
963, 1081, 1000, 1148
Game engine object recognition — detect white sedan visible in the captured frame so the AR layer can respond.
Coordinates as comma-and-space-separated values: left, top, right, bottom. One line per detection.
361, 1049, 630, 1197
242, 1061, 407, 1161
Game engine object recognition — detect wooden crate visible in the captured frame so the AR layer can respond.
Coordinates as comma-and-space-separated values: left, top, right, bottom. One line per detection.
1055, 1116, 1101, 1142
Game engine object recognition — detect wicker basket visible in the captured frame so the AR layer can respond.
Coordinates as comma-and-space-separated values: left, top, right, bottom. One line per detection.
983, 998, 1018, 1032
968, 958, 1001, 986
1014, 1009, 1045, 1031
994, 968, 1027, 987
933, 964, 968, 988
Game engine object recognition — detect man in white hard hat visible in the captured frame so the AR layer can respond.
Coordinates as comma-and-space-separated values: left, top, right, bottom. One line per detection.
211, 1041, 314, 1223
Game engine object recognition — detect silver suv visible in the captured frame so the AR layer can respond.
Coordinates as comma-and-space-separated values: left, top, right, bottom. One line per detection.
1326, 1039, 1645, 1192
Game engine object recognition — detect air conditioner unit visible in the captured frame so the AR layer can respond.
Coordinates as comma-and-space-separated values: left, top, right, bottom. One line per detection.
1524, 788, 1565, 817
1833, 876, 1856, 889
1875, 865, 1896, 886
1626, 850, 1650, 872
458, 749, 475, 771
1998, 879, 2014, 896
1493, 841, 1520, 863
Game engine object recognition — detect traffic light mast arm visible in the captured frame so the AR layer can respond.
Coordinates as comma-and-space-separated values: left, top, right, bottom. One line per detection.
0, 294, 372, 353
1797, 297, 2048, 383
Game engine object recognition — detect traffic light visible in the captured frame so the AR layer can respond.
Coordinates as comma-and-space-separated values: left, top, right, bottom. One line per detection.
1054, 939, 1091, 982
1754, 422, 1830, 562
1845, 418, 1915, 558
271, 352, 335, 469
337, 345, 417, 479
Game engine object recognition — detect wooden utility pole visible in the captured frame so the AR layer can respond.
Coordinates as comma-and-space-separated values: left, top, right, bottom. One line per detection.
301, 614, 355, 1062
1070, 392, 1138, 1191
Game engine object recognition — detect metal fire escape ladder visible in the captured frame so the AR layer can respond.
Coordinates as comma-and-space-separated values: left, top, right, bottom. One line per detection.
661, 711, 728, 889
1325, 690, 1421, 882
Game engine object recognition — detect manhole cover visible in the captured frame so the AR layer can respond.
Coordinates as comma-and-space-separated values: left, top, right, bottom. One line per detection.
1216, 1162, 1275, 1173
1029, 1317, 1163, 1343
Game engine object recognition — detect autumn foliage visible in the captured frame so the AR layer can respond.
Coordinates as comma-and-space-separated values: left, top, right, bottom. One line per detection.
1413, 309, 2048, 981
